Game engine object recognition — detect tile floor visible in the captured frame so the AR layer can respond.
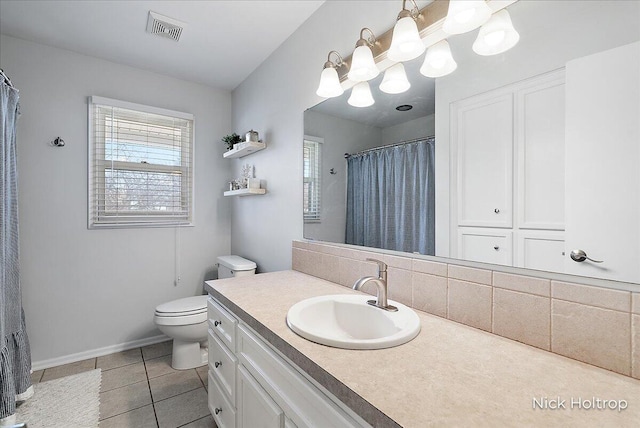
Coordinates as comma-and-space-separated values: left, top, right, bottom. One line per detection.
30, 341, 215, 428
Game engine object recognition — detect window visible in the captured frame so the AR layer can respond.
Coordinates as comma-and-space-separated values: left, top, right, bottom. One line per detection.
303, 137, 322, 222
88, 96, 194, 228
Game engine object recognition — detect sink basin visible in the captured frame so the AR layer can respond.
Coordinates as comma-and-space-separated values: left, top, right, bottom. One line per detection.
286, 294, 421, 350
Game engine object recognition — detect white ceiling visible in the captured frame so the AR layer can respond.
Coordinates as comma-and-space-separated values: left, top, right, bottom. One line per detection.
0, 0, 325, 90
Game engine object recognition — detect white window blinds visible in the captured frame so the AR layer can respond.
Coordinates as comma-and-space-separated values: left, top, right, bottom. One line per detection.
303, 138, 322, 222
88, 96, 194, 228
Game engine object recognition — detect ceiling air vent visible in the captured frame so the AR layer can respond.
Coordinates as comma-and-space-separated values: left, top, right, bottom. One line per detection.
146, 11, 185, 42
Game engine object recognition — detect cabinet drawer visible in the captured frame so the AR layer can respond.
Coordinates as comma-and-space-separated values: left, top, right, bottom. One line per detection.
208, 372, 237, 428
238, 324, 364, 428
208, 328, 238, 406
208, 296, 238, 352
458, 228, 513, 266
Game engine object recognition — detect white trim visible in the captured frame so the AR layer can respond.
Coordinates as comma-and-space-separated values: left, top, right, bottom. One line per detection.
89, 95, 194, 121
31, 334, 169, 371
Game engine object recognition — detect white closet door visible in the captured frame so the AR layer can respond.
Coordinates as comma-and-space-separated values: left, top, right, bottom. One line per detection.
564, 41, 640, 283
516, 70, 565, 230
454, 92, 514, 228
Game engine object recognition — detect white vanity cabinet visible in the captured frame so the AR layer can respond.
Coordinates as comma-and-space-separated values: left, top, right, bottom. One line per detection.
206, 295, 368, 428
452, 69, 565, 270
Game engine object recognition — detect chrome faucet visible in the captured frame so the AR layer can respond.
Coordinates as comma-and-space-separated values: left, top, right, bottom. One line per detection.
352, 258, 398, 312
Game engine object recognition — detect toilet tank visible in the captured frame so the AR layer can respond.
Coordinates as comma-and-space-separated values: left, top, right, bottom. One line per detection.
217, 255, 257, 279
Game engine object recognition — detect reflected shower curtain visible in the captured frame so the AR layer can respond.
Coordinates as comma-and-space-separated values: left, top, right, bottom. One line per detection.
346, 138, 435, 255
0, 79, 32, 421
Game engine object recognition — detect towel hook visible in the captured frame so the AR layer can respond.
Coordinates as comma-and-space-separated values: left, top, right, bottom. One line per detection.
51, 137, 65, 147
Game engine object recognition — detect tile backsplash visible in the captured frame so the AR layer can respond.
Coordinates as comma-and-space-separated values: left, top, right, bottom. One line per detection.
292, 240, 640, 380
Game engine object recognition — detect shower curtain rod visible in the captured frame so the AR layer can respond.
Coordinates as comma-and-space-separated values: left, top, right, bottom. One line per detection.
344, 135, 434, 158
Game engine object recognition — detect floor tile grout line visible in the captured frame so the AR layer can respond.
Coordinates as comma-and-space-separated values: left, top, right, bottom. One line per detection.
176, 414, 211, 428
142, 350, 161, 428
97, 402, 154, 423
152, 384, 204, 405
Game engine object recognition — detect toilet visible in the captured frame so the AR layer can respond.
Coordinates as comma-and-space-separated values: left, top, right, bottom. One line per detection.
154, 255, 257, 369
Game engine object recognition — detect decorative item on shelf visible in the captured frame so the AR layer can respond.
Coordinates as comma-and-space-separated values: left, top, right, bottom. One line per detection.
222, 133, 242, 151
229, 180, 241, 191
248, 178, 261, 189
245, 130, 260, 143
241, 163, 253, 189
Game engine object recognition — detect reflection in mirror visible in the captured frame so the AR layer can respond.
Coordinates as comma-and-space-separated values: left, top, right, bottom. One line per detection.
303, 0, 640, 284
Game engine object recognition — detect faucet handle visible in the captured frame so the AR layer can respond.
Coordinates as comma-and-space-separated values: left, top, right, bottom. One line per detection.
365, 258, 387, 275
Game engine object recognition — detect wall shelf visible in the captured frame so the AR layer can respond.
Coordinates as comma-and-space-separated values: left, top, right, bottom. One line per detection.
223, 141, 266, 158
224, 188, 266, 197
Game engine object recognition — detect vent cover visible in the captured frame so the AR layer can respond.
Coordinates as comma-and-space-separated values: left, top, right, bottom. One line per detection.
146, 11, 185, 42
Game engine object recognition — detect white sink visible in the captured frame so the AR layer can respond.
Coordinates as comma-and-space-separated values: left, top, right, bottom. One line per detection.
286, 294, 421, 350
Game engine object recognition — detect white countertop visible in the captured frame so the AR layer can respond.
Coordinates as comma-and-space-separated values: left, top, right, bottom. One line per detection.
205, 271, 640, 427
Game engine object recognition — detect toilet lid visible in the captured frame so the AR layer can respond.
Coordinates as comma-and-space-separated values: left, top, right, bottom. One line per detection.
155, 295, 207, 316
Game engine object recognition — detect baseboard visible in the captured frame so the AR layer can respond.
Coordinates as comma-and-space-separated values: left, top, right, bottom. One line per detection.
31, 334, 170, 371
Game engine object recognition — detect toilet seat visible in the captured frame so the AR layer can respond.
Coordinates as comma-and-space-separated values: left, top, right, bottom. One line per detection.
154, 295, 207, 326
154, 312, 206, 326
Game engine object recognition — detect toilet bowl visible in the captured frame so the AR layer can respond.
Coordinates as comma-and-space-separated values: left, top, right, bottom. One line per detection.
154, 295, 208, 369
154, 255, 257, 369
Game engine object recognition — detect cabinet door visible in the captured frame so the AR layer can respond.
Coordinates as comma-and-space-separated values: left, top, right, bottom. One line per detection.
458, 228, 512, 266
454, 92, 513, 228
516, 70, 565, 230
238, 366, 284, 428
516, 230, 564, 272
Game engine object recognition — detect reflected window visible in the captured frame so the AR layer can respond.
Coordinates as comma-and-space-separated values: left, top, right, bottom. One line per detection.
303, 137, 322, 222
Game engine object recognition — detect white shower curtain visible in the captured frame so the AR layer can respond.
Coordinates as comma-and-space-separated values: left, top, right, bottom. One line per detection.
0, 76, 32, 422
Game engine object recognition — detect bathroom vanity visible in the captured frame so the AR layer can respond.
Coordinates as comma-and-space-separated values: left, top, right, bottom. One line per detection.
205, 271, 639, 427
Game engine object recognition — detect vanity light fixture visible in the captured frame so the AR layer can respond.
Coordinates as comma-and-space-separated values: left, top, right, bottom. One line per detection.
472, 9, 520, 56
348, 81, 375, 108
380, 63, 411, 94
420, 39, 458, 78
388, 0, 425, 62
442, 0, 492, 35
347, 28, 380, 82
316, 51, 345, 98
319, 1, 521, 107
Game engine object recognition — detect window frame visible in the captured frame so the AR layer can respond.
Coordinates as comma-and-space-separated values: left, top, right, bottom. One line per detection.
87, 96, 195, 229
303, 135, 323, 223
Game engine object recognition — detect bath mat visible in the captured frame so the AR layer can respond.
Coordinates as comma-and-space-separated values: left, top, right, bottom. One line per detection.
15, 369, 101, 428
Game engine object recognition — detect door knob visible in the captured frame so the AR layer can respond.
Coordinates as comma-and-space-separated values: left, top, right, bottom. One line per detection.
570, 249, 603, 263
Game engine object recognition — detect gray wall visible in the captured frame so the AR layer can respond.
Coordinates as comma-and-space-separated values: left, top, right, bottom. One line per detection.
0, 35, 232, 365
381, 114, 434, 146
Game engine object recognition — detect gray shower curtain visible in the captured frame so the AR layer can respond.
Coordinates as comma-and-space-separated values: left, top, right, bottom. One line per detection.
346, 138, 435, 255
1, 78, 32, 420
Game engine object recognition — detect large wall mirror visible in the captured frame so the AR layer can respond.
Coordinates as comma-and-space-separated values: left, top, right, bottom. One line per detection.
304, 0, 640, 285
